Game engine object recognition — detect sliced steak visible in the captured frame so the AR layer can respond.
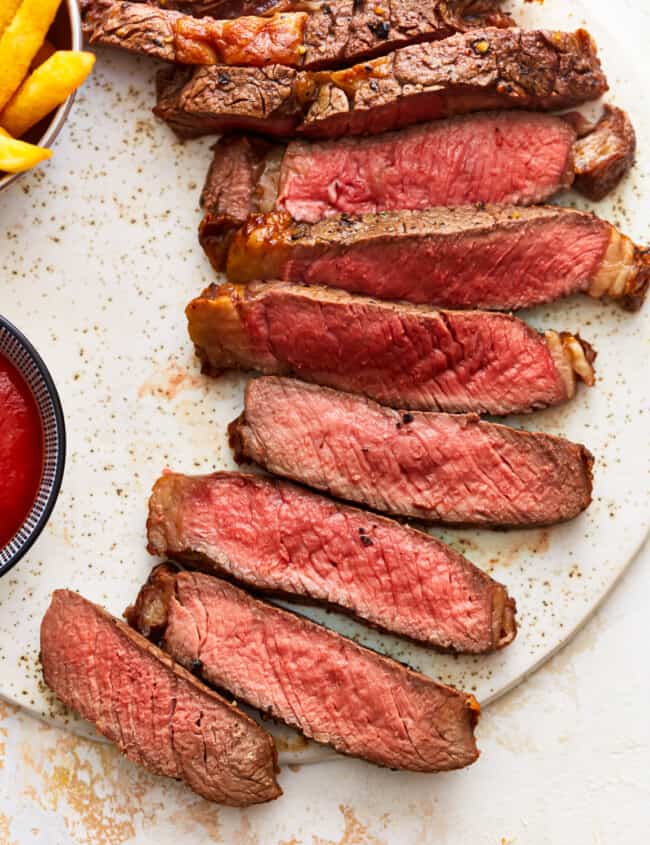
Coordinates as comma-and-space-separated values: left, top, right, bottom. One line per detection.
156, 28, 608, 138
229, 378, 594, 526
208, 107, 633, 224
275, 111, 577, 220
201, 108, 638, 272
82, 0, 512, 70
147, 471, 516, 651
225, 206, 650, 311
127, 566, 481, 772
40, 590, 281, 806
186, 282, 596, 415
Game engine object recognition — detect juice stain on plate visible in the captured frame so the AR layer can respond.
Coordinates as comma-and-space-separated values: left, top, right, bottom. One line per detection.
0, 353, 43, 548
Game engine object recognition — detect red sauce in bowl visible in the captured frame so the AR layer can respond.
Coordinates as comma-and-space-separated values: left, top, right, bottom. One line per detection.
0, 353, 43, 548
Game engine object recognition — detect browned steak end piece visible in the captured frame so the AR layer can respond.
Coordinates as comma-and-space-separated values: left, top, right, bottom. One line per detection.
146, 471, 517, 651
571, 105, 637, 201
82, 1, 180, 61
40, 590, 281, 806
155, 28, 607, 139
186, 282, 596, 415
128, 567, 481, 772
225, 206, 648, 311
154, 64, 302, 138
229, 377, 594, 527
199, 135, 282, 270
300, 27, 608, 138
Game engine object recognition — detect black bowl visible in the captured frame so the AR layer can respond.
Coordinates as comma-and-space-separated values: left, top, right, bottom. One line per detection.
0, 316, 66, 577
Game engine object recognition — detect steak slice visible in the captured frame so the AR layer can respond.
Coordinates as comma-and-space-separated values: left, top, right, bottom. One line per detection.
82, 0, 512, 70
40, 590, 281, 806
267, 106, 634, 220
147, 471, 517, 652
275, 111, 578, 220
200, 107, 638, 272
229, 377, 594, 526
225, 206, 650, 311
186, 282, 596, 415
155, 28, 608, 139
127, 566, 481, 772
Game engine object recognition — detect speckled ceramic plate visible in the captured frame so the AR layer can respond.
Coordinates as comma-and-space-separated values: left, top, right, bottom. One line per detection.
0, 0, 648, 765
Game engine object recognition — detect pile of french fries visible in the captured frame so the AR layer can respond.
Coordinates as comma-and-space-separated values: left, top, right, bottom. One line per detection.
0, 0, 95, 175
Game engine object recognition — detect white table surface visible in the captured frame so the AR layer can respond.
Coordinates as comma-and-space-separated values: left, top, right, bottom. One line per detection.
1, 1, 649, 842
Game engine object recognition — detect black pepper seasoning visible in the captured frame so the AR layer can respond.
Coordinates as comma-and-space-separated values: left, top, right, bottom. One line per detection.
368, 20, 390, 39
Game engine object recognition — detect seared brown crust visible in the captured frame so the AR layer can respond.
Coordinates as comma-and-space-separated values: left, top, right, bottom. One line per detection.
199, 135, 279, 271
199, 214, 236, 272
125, 564, 178, 641
144, 471, 517, 652
571, 105, 637, 201
227, 207, 577, 276
82, 0, 512, 70
154, 64, 302, 139
155, 28, 608, 139
299, 0, 514, 70
82, 1, 309, 66
225, 206, 648, 311
300, 28, 607, 137
621, 247, 650, 311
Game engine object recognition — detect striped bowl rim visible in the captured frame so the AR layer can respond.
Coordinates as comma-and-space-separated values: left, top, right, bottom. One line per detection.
0, 316, 66, 577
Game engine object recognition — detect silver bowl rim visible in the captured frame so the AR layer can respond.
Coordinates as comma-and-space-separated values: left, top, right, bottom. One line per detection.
0, 0, 83, 193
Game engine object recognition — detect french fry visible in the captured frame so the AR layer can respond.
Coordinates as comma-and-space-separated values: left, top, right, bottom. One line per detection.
0, 0, 62, 111
0, 0, 22, 39
1, 51, 96, 138
31, 38, 57, 70
0, 127, 52, 173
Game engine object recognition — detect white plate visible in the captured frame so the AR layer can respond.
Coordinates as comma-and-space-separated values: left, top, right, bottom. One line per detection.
0, 0, 648, 765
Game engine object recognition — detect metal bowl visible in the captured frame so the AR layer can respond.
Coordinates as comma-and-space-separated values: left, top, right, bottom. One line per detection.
0, 0, 83, 193
0, 316, 66, 577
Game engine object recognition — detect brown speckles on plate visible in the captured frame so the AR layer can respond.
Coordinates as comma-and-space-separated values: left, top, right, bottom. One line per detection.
0, 2, 648, 762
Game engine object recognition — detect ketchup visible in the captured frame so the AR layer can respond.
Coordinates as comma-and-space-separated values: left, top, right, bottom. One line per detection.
0, 353, 43, 548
